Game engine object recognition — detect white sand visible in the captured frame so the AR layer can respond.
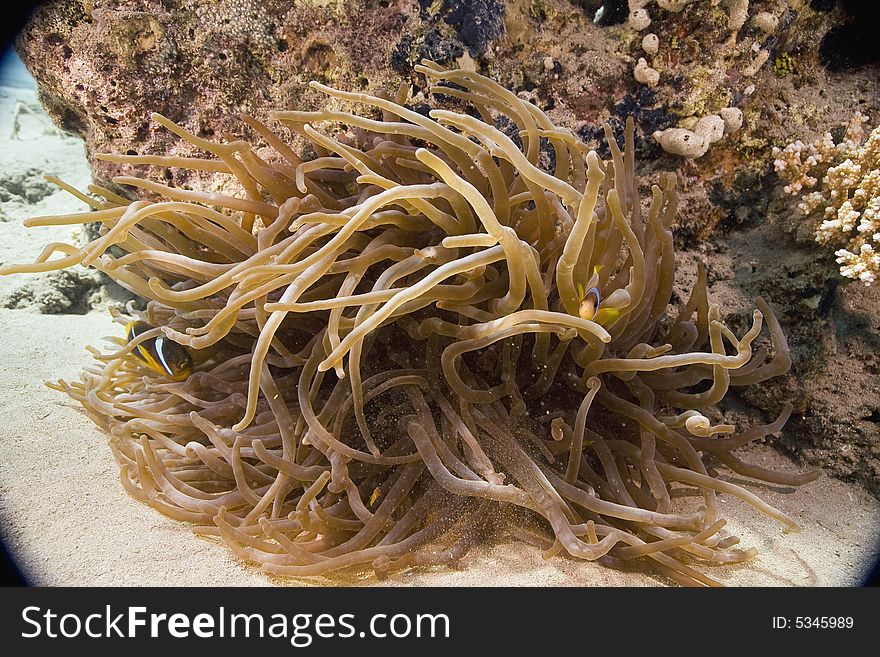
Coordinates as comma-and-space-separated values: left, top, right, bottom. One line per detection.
0, 58, 878, 587
0, 53, 93, 300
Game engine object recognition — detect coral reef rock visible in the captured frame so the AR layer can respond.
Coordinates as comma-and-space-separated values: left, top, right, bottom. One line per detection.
17, 0, 631, 193
1, 268, 102, 314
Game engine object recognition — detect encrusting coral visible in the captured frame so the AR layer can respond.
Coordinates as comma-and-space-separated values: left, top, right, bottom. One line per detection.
0, 63, 817, 586
773, 112, 880, 285
617, 0, 792, 160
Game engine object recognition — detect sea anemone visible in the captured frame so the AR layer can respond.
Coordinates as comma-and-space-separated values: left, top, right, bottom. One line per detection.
0, 62, 818, 586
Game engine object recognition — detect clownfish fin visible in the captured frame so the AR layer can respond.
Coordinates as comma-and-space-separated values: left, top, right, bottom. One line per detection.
594, 307, 620, 327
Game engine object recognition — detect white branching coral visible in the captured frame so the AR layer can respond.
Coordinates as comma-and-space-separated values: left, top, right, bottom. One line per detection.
773, 113, 880, 285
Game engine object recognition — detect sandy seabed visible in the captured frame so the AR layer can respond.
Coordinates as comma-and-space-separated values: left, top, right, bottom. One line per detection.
0, 64, 878, 588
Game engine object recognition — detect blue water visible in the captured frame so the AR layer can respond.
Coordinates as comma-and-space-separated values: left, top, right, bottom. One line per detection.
0, 47, 35, 90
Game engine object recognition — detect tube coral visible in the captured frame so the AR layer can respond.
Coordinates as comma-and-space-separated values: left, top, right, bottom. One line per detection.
0, 62, 816, 586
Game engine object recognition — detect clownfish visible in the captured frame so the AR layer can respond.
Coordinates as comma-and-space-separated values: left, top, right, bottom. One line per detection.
369, 486, 382, 507
125, 321, 193, 381
576, 267, 620, 327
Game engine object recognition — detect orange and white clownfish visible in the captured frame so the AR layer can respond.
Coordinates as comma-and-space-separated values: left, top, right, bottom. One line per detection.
125, 321, 193, 382
576, 267, 620, 327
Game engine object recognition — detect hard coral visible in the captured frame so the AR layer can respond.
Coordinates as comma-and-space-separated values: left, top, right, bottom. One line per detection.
774, 112, 880, 285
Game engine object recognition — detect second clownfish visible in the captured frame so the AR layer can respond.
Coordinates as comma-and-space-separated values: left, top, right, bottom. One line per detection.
576, 267, 620, 327
125, 321, 193, 382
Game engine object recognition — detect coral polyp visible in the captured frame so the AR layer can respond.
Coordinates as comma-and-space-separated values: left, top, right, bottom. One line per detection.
0, 63, 817, 585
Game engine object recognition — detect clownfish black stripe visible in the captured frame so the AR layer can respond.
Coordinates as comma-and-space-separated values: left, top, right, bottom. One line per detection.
125, 321, 193, 381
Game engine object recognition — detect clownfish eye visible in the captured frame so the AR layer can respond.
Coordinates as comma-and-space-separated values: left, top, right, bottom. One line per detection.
579, 287, 601, 321
125, 321, 193, 381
